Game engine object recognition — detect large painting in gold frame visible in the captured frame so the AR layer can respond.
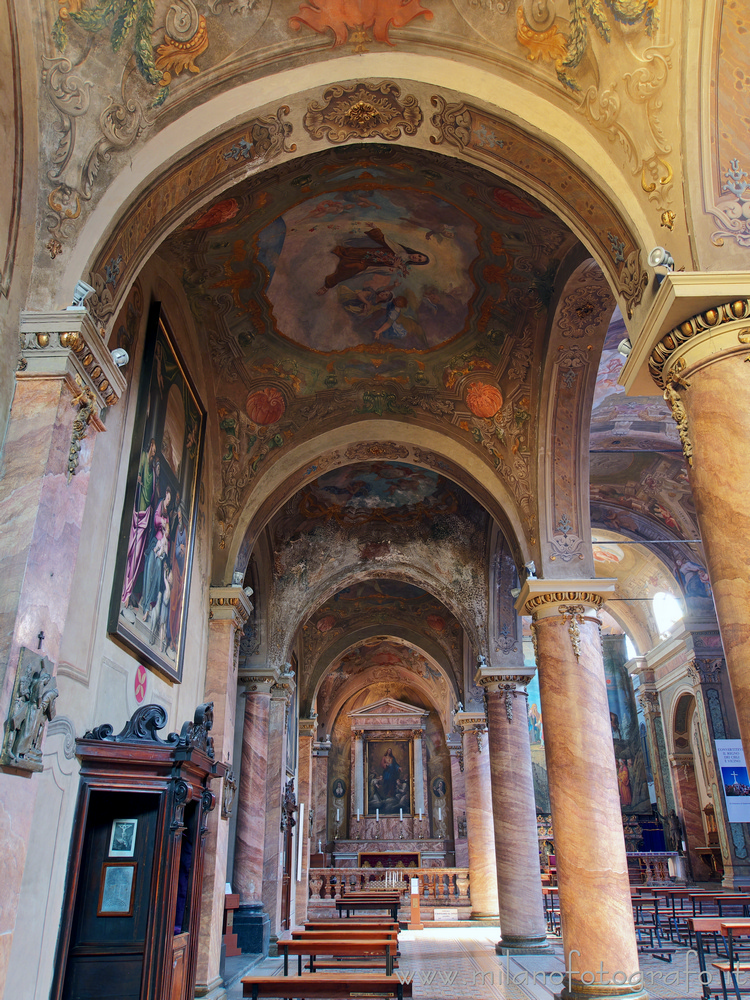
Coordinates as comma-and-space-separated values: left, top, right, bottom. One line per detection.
365, 739, 412, 816
108, 302, 205, 683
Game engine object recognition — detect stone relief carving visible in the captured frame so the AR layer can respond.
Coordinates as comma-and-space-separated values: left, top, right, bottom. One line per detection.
304, 82, 422, 144
1, 648, 59, 773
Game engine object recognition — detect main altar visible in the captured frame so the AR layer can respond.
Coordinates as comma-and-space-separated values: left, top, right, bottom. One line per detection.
319, 698, 456, 868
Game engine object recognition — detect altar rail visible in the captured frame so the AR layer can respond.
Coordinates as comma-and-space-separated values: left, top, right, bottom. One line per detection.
626, 852, 681, 885
308, 867, 471, 910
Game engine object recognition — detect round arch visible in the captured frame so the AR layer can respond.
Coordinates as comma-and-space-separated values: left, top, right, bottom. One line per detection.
50, 61, 656, 329
225, 421, 528, 583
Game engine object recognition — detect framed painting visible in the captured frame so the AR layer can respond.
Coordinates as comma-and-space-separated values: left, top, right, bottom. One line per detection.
365, 739, 412, 816
109, 302, 206, 683
108, 818, 138, 857
98, 862, 137, 917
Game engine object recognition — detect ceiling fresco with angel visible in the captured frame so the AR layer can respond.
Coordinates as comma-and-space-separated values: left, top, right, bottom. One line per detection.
162, 145, 577, 385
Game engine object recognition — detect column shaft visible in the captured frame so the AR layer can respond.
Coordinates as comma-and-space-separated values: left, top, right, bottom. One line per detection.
456, 716, 498, 919
294, 719, 315, 925
196, 588, 251, 997
527, 586, 642, 999
483, 684, 548, 951
262, 688, 291, 940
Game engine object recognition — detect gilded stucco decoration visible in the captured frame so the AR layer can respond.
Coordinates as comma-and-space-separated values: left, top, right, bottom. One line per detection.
304, 82, 422, 143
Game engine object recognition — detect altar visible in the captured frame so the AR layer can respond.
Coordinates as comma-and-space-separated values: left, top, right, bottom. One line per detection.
358, 851, 421, 868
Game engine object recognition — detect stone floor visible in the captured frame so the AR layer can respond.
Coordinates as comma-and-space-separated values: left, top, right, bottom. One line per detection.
225, 926, 715, 999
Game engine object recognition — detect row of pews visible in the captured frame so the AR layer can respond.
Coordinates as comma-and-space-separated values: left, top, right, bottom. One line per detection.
242, 891, 412, 1000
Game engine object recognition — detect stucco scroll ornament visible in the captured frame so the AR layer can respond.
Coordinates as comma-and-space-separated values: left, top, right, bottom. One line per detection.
304, 82, 422, 144
67, 377, 98, 481
662, 367, 693, 468
1, 648, 59, 773
558, 604, 586, 661
710, 160, 750, 249
615, 250, 648, 320
430, 96, 472, 152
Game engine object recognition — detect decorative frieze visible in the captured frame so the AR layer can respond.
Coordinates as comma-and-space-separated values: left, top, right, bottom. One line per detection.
304, 82, 422, 143
687, 657, 723, 686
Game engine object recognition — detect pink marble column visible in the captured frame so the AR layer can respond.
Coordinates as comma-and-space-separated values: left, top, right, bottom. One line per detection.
520, 581, 643, 1000
312, 739, 331, 854
232, 668, 280, 953
294, 717, 316, 926
195, 587, 251, 997
626, 283, 750, 810
262, 673, 294, 941
448, 738, 468, 868
0, 311, 125, 996
670, 756, 711, 880
454, 712, 498, 918
479, 676, 548, 951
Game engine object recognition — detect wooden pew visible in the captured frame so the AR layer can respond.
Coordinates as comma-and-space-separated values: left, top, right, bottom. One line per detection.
304, 920, 399, 932
711, 922, 750, 1000
277, 937, 398, 976
336, 898, 400, 920
688, 917, 750, 1000
241, 972, 412, 999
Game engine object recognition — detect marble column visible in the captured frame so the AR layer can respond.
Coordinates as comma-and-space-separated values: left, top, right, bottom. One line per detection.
262, 672, 294, 942
454, 711, 498, 919
233, 667, 280, 954
669, 752, 711, 879
622, 277, 750, 805
196, 587, 252, 1000
518, 580, 644, 1000
478, 673, 548, 952
294, 716, 316, 926
353, 730, 364, 818
448, 736, 469, 868
312, 737, 331, 852
0, 310, 125, 996
413, 729, 425, 816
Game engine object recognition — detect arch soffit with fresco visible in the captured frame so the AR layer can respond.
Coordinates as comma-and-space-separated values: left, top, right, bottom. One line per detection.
226, 423, 526, 584
268, 563, 488, 672
312, 641, 457, 730
306, 624, 461, 709
59, 66, 656, 335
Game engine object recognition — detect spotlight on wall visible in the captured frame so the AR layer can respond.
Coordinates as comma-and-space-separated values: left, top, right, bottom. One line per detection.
510, 587, 521, 599
647, 246, 674, 286
110, 347, 129, 368
69, 280, 95, 308
617, 338, 633, 358
524, 560, 537, 580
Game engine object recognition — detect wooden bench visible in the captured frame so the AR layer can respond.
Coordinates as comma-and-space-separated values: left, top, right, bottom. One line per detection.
277, 937, 398, 976
711, 922, 750, 1000
688, 917, 750, 1000
336, 899, 400, 921
304, 921, 399, 932
292, 928, 400, 959
241, 972, 412, 999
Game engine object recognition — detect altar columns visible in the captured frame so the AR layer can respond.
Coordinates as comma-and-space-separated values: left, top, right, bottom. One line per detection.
295, 717, 317, 924
413, 728, 425, 817
478, 671, 549, 952
454, 711, 498, 919
196, 587, 252, 997
518, 580, 643, 1000
233, 667, 279, 954
353, 730, 364, 818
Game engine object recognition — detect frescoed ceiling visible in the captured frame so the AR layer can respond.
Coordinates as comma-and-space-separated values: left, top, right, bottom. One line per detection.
158, 145, 580, 539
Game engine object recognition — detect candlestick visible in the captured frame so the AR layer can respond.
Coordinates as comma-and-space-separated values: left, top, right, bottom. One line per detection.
419, 810, 422, 821
356, 810, 360, 822
336, 808, 340, 822
399, 808, 403, 821
438, 806, 442, 821
318, 839, 321, 853
376, 808, 379, 821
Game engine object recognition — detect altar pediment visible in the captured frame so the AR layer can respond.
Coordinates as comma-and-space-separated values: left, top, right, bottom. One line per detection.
347, 698, 429, 732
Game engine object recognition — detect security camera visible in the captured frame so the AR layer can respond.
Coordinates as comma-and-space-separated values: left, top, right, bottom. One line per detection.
110, 347, 129, 368
69, 280, 95, 308
617, 338, 632, 358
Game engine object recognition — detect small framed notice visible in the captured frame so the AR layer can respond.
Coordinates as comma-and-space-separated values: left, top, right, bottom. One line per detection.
98, 862, 137, 917
433, 907, 458, 921
109, 818, 138, 858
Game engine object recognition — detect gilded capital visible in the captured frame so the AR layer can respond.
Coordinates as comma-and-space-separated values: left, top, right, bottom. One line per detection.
241, 666, 280, 696
209, 587, 253, 631
620, 273, 750, 396
514, 578, 615, 620
19, 308, 127, 410
299, 715, 318, 739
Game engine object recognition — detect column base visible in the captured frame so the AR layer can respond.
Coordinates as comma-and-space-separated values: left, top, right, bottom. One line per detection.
233, 903, 271, 955
496, 934, 552, 955
471, 911, 500, 922
559, 984, 647, 1000
194, 975, 228, 999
